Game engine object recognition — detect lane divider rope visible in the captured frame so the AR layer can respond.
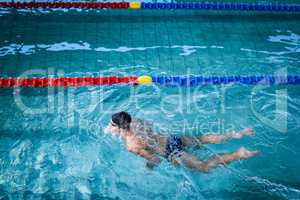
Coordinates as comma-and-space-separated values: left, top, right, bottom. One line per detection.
0, 2, 130, 9
0, 75, 299, 88
0, 2, 299, 12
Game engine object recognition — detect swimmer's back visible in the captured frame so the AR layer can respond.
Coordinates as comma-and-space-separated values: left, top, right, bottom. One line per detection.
130, 118, 154, 137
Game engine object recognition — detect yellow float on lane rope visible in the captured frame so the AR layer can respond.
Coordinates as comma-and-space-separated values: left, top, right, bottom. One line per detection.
137, 75, 152, 85
129, 2, 141, 9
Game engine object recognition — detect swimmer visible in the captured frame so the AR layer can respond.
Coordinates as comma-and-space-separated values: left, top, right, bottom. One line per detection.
105, 111, 259, 172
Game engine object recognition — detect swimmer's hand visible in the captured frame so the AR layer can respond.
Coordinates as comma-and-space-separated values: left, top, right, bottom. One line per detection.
140, 150, 160, 170
145, 157, 161, 170
129, 147, 161, 169
145, 161, 156, 170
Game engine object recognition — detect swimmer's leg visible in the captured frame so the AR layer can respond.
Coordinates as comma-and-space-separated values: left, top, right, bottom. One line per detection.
201, 128, 255, 144
181, 128, 255, 146
173, 147, 259, 173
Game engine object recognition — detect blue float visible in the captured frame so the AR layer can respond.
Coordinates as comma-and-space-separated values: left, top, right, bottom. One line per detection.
151, 75, 300, 86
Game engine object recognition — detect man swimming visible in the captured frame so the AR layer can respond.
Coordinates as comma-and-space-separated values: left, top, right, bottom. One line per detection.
105, 111, 259, 172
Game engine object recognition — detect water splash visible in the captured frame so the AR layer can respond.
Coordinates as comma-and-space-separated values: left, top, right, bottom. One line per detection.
240, 31, 300, 56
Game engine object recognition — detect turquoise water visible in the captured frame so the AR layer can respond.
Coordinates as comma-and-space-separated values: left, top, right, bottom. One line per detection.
0, 8, 300, 199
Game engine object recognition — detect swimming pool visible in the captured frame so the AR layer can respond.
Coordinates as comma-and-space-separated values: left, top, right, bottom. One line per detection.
0, 4, 300, 200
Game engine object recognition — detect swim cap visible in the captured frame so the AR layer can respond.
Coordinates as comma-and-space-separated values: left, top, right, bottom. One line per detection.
111, 111, 132, 130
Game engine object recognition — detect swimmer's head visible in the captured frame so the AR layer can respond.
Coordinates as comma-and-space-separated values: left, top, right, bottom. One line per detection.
106, 111, 132, 135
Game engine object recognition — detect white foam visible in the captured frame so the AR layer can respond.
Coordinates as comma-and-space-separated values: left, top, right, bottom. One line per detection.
20, 45, 36, 55
42, 42, 91, 51
210, 45, 224, 49
0, 9, 11, 15
0, 45, 17, 56
0, 42, 223, 57
0, 43, 36, 56
265, 56, 299, 64
241, 31, 300, 56
268, 32, 300, 46
171, 45, 207, 56
94, 46, 160, 52
240, 48, 290, 56
0, 42, 91, 56
284, 46, 300, 53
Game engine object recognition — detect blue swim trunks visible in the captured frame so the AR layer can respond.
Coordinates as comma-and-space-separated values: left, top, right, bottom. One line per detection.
165, 135, 183, 161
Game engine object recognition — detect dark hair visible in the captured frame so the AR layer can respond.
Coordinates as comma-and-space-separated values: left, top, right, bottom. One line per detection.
111, 111, 132, 130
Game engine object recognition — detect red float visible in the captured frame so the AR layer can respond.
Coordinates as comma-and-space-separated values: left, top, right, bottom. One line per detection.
0, 76, 137, 88
0, 2, 131, 9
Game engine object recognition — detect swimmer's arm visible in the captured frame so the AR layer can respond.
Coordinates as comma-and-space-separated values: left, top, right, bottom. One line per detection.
129, 148, 161, 169
139, 149, 161, 169
138, 149, 161, 166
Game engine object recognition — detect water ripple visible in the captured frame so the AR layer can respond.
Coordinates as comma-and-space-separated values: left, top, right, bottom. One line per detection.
0, 42, 224, 57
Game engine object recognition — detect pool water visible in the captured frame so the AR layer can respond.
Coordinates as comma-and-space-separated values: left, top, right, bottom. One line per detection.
0, 8, 300, 200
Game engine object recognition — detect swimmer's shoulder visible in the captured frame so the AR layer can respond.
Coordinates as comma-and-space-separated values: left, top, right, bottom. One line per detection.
131, 118, 154, 134
132, 118, 154, 127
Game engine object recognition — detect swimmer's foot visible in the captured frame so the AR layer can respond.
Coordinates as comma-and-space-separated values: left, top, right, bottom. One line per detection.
229, 128, 255, 139
236, 147, 259, 159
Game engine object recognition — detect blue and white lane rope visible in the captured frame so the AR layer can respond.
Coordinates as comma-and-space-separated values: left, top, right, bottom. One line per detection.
150, 75, 300, 86
141, 2, 300, 12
